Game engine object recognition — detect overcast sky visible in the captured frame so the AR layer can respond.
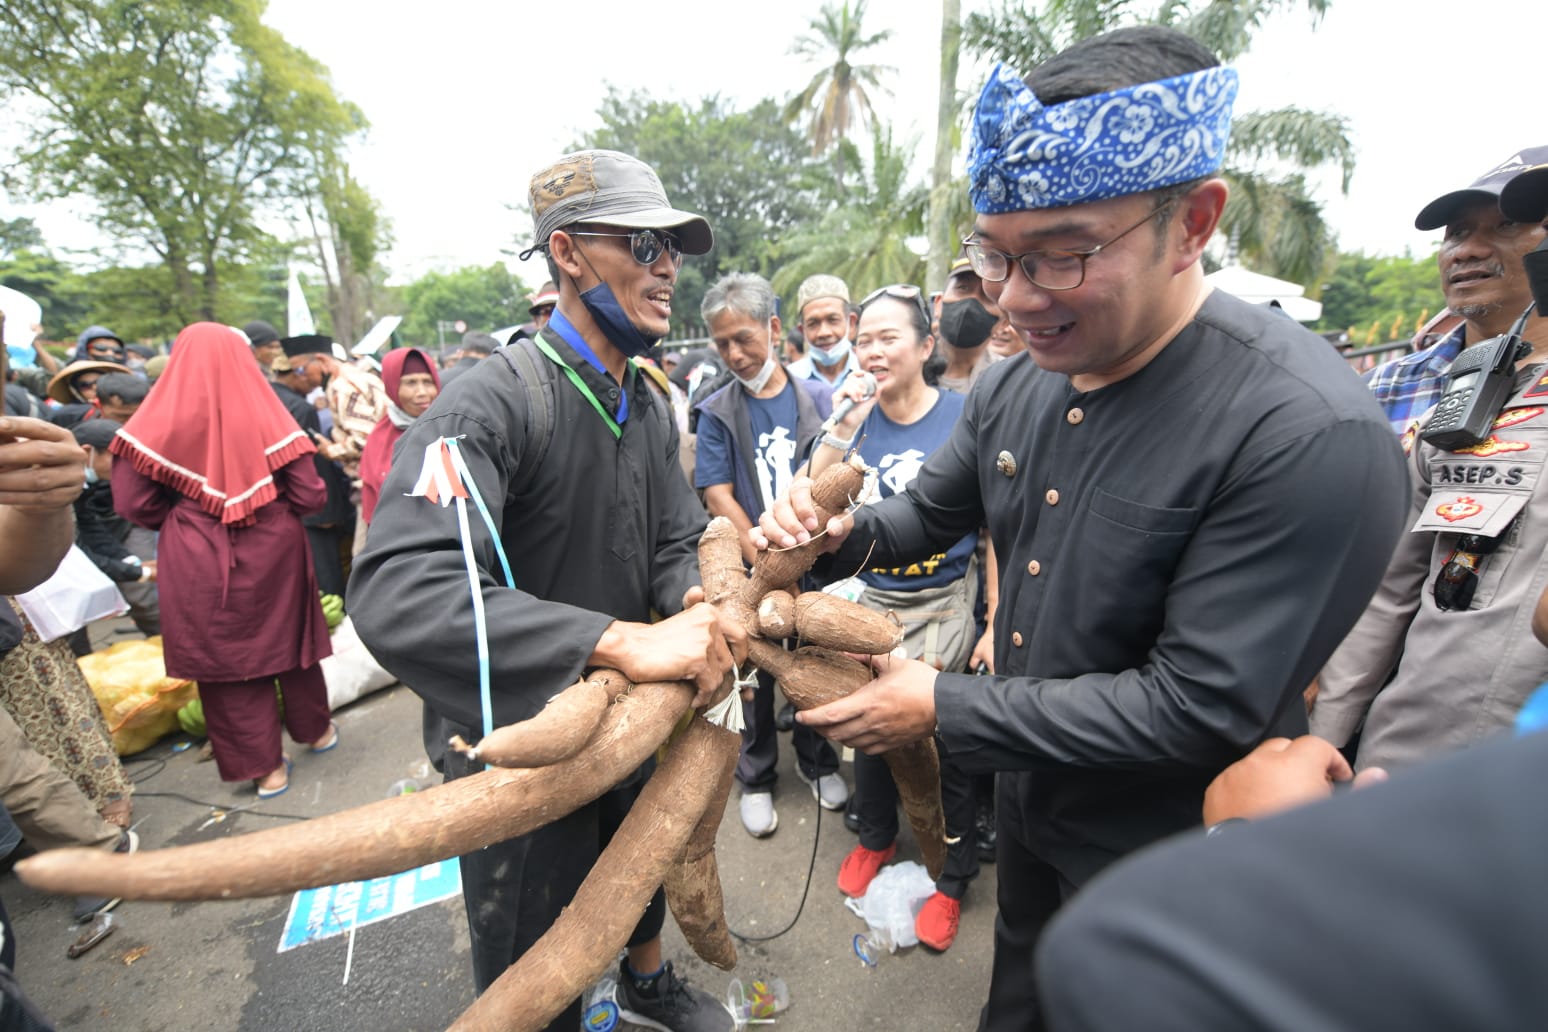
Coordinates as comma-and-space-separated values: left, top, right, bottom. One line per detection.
12, 0, 1542, 289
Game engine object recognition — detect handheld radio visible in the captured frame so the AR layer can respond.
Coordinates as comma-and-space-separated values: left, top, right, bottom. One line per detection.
1420, 305, 1535, 451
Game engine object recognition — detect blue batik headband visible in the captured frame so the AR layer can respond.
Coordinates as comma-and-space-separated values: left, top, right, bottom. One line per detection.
968, 63, 1239, 214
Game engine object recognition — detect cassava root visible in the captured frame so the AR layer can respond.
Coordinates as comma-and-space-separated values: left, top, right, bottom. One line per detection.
448, 677, 610, 767
449, 717, 735, 1032
16, 675, 692, 902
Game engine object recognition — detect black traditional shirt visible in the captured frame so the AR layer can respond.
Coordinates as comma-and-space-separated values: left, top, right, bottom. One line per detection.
834, 291, 1409, 880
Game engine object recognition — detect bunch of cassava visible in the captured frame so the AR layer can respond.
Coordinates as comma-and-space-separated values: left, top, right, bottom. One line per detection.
14, 456, 947, 1032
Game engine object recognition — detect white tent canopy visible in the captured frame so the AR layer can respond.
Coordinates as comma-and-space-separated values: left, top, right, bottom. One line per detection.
1205, 265, 1323, 324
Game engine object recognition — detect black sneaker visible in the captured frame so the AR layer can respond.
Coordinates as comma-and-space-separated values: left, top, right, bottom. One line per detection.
72, 829, 138, 922
616, 959, 732, 1032
975, 804, 997, 863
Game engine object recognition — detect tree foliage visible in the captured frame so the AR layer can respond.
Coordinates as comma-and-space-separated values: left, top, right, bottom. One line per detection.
582, 91, 832, 337
1316, 250, 1443, 341
770, 127, 929, 302
302, 155, 392, 347
395, 264, 528, 349
961, 0, 1350, 284
0, 0, 365, 323
783, 0, 895, 178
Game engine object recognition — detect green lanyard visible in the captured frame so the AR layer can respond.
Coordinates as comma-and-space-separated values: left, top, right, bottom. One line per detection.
530, 335, 623, 440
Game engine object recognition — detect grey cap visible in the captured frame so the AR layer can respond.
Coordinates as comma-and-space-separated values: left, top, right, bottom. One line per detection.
1500, 164, 1548, 223
524, 150, 713, 258
1415, 145, 1548, 230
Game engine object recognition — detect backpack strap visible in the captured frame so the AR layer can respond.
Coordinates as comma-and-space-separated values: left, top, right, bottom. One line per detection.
494, 338, 555, 499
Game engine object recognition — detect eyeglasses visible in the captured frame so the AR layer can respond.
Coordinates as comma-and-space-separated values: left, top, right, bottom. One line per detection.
74, 377, 101, 392
859, 283, 932, 329
1433, 530, 1509, 611
566, 228, 684, 268
961, 197, 1175, 291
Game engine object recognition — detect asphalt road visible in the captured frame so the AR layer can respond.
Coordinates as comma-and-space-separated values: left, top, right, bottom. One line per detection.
4, 679, 995, 1031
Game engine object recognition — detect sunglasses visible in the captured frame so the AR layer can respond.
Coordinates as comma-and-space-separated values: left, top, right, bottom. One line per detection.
859, 283, 932, 328
1433, 529, 1509, 611
74, 376, 101, 392
566, 227, 684, 268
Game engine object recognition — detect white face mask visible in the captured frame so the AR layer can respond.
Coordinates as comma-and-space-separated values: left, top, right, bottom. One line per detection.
809, 336, 851, 367
735, 352, 778, 394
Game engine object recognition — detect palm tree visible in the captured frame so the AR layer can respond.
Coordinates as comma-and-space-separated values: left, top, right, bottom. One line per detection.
962, 0, 1351, 286
772, 126, 929, 301
925, 0, 963, 293
783, 0, 895, 180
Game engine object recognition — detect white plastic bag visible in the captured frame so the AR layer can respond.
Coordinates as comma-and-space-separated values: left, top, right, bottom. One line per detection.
843, 859, 934, 951
321, 616, 397, 709
15, 545, 128, 640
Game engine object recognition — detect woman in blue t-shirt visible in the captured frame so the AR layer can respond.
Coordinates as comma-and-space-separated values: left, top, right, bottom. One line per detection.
804, 284, 983, 953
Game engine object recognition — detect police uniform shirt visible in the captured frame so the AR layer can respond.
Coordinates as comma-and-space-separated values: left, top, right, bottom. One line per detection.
1313, 364, 1548, 773
830, 290, 1409, 881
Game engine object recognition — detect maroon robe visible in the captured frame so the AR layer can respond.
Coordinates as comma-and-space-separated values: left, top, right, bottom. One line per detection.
114, 456, 333, 683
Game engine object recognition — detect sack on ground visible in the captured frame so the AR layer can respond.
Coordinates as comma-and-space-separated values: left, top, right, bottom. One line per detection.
78, 637, 197, 756
322, 616, 396, 710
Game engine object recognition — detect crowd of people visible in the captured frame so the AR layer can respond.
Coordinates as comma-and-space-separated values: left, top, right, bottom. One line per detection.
4, 20, 1548, 1032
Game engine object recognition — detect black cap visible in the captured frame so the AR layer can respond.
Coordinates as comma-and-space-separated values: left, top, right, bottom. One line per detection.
243, 320, 281, 347
279, 334, 334, 358
71, 418, 122, 450
1500, 164, 1548, 223
1415, 146, 1548, 230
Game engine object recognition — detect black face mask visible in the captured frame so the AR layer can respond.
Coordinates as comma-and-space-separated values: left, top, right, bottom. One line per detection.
578, 282, 659, 358
938, 297, 998, 350
1524, 236, 1548, 313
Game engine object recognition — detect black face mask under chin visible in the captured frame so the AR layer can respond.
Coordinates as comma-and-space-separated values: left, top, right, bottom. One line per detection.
1524, 237, 1548, 313
578, 282, 660, 359
938, 297, 998, 350
572, 245, 662, 359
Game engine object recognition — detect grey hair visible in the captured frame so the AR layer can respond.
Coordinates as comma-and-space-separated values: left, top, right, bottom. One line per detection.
701, 272, 776, 326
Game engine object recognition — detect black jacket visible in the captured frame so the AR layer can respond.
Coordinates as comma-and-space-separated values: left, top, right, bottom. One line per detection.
272, 382, 354, 529
349, 332, 707, 730
73, 480, 141, 583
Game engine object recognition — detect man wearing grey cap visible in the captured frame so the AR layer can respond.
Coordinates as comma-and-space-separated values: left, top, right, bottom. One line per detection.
1362, 147, 1548, 433
350, 149, 741, 1032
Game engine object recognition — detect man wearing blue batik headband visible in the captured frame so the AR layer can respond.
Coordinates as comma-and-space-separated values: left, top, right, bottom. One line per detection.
752, 27, 1409, 1030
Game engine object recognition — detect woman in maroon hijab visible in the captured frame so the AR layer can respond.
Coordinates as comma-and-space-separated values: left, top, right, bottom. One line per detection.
358, 347, 441, 525
111, 323, 335, 798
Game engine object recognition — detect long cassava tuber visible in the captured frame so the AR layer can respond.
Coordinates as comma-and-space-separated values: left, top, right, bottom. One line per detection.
447, 677, 610, 767
742, 455, 866, 603
15, 676, 692, 902
745, 639, 947, 879
662, 717, 743, 970
450, 716, 734, 1032
790, 591, 902, 654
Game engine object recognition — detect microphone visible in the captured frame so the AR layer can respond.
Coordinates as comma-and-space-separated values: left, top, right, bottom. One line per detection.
820, 372, 877, 435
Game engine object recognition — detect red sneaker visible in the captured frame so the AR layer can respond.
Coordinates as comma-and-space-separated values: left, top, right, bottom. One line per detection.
837, 842, 897, 898
915, 891, 961, 951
